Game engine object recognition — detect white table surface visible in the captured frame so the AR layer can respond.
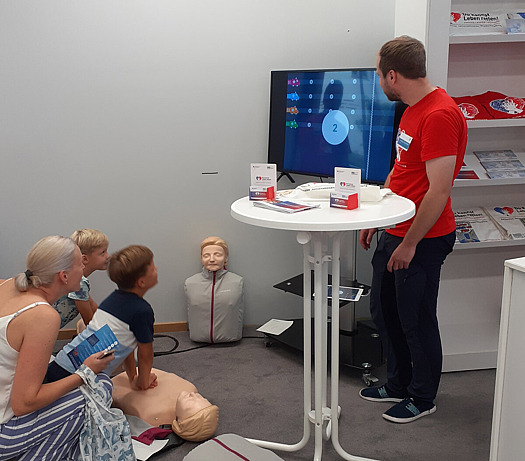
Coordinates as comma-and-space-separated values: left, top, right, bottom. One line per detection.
231, 195, 415, 232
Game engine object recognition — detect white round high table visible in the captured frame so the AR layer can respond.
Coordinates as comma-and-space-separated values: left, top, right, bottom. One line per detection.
231, 195, 415, 461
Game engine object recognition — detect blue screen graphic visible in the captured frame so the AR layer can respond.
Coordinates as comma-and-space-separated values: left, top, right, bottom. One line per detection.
269, 69, 399, 184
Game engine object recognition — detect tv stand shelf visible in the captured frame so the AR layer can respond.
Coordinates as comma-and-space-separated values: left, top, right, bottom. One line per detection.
273, 272, 370, 304
264, 317, 384, 375
266, 272, 381, 374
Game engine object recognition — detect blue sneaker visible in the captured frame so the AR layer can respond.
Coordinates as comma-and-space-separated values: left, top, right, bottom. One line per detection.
382, 398, 436, 423
359, 385, 407, 403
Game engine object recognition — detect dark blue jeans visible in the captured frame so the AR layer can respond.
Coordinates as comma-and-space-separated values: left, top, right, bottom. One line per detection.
370, 231, 455, 404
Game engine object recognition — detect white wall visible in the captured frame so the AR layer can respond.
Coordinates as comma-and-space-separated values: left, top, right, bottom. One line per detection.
0, 0, 394, 325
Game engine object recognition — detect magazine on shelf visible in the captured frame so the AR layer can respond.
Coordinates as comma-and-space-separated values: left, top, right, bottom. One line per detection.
479, 159, 525, 172
253, 199, 320, 213
506, 18, 525, 34
486, 170, 525, 179
456, 169, 479, 180
66, 324, 119, 370
483, 206, 525, 240
473, 150, 517, 162
450, 11, 507, 36
455, 222, 481, 243
453, 207, 505, 243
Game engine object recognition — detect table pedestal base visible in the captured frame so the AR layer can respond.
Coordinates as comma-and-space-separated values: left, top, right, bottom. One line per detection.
248, 231, 380, 461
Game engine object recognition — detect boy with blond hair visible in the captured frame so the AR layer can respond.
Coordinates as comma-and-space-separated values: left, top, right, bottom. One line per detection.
47, 245, 158, 391
53, 228, 109, 328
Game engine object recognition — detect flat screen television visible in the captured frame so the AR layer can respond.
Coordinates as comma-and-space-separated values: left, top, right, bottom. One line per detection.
268, 68, 406, 184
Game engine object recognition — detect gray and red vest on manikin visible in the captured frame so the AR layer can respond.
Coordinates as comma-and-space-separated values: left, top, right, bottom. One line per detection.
184, 268, 244, 343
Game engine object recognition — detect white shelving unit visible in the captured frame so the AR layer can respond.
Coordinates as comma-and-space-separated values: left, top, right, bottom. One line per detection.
450, 33, 525, 44
395, 0, 525, 371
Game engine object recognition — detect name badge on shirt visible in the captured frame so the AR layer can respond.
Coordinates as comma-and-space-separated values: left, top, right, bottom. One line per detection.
397, 131, 413, 151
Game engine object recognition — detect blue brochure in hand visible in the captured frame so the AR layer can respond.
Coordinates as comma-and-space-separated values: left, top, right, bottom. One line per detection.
66, 324, 119, 369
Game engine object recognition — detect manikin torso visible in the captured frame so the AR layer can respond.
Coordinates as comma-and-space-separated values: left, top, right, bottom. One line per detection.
112, 368, 209, 427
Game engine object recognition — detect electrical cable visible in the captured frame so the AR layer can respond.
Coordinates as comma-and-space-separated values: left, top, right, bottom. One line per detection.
152, 333, 266, 356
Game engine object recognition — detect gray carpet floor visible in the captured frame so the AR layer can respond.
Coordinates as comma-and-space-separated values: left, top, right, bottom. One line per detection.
145, 327, 494, 461
54, 327, 494, 460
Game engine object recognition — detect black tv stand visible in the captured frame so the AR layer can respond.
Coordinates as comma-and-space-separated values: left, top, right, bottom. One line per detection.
265, 273, 384, 385
277, 172, 295, 183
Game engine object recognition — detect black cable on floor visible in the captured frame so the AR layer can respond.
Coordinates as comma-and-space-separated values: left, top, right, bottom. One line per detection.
153, 333, 215, 356
153, 333, 266, 356
152, 333, 179, 356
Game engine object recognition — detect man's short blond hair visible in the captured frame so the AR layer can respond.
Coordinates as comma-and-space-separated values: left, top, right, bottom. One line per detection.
70, 229, 108, 255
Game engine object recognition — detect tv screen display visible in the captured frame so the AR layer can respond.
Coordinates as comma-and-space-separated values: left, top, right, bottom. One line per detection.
268, 68, 405, 184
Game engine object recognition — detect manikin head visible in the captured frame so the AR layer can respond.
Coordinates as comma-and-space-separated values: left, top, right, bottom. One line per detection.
200, 236, 228, 272
172, 391, 219, 442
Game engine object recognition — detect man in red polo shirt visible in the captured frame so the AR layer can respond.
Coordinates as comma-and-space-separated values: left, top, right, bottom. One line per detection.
359, 36, 467, 423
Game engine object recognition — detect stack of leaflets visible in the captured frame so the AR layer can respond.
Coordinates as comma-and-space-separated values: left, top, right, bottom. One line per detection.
474, 150, 525, 179
253, 199, 320, 213
454, 207, 505, 243
483, 206, 525, 240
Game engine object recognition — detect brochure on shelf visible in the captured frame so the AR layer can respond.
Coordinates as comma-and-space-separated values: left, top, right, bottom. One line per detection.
454, 207, 505, 243
484, 206, 525, 240
473, 150, 517, 162
249, 163, 276, 201
471, 148, 525, 179
456, 169, 480, 180
455, 222, 481, 243
506, 18, 525, 34
507, 12, 525, 33
486, 170, 525, 179
252, 199, 319, 213
450, 11, 506, 36
480, 159, 525, 171
468, 150, 525, 178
